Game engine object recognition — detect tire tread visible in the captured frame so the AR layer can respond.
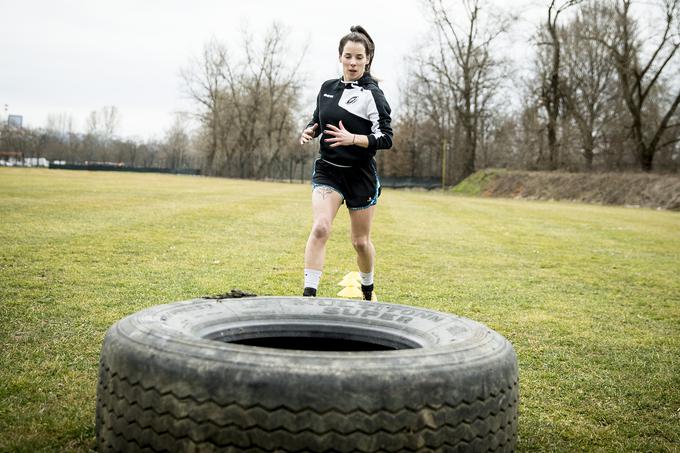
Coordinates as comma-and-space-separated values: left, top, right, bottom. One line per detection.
97, 362, 518, 452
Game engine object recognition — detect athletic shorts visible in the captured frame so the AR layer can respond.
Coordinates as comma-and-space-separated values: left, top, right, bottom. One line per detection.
311, 158, 381, 210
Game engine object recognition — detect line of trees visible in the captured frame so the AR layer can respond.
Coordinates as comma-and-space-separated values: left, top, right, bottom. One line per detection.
380, 0, 680, 184
3, 1, 677, 184
0, 107, 201, 170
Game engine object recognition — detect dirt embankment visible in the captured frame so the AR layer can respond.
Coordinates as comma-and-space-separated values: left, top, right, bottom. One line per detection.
453, 170, 680, 210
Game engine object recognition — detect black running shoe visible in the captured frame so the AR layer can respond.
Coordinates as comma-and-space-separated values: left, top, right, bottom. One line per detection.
303, 287, 317, 297
361, 284, 374, 301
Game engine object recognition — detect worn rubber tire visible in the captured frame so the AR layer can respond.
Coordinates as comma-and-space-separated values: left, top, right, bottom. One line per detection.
96, 297, 518, 452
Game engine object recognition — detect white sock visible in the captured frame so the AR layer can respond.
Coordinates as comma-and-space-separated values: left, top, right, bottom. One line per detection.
304, 269, 322, 289
360, 270, 374, 286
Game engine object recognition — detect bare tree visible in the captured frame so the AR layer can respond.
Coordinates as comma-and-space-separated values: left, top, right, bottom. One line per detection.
81, 106, 121, 162
258, 24, 305, 179
83, 110, 101, 161
114, 140, 140, 167
42, 113, 76, 161
100, 106, 120, 143
561, 1, 622, 170
590, 0, 680, 171
85, 110, 99, 137
534, 0, 582, 170
163, 114, 191, 169
380, 67, 445, 182
383, 76, 427, 179
224, 24, 303, 178
425, 0, 510, 183
45, 113, 75, 139
408, 51, 457, 182
140, 140, 162, 168
181, 38, 228, 174
182, 24, 304, 179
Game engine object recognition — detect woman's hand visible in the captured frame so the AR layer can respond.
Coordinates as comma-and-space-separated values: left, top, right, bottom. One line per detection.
300, 123, 318, 145
324, 121, 357, 148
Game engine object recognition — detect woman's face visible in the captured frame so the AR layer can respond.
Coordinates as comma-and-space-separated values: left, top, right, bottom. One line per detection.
339, 40, 369, 81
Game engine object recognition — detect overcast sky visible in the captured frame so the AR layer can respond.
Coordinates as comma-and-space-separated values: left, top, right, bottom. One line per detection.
2, 0, 557, 140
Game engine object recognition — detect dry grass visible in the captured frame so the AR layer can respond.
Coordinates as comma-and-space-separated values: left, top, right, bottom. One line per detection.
453, 169, 680, 210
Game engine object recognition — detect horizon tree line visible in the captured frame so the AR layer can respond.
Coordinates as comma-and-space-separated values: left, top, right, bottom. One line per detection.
2, 0, 678, 183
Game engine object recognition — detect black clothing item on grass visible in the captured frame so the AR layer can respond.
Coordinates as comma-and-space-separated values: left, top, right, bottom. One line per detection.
312, 158, 381, 210
303, 287, 317, 297
305, 73, 392, 167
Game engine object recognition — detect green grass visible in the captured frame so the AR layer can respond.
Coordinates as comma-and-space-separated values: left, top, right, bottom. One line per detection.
1, 168, 679, 452
450, 168, 504, 196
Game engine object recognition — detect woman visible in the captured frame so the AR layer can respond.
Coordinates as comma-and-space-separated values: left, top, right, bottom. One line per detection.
299, 25, 393, 300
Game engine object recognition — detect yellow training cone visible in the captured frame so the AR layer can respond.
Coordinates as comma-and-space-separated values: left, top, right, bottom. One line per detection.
336, 271, 377, 301
338, 286, 364, 298
338, 275, 361, 287
341, 271, 360, 281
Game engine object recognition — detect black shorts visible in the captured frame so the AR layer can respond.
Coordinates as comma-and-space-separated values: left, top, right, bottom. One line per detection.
311, 158, 381, 210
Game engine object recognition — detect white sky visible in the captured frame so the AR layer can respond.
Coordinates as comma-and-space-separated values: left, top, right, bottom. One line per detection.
1, 0, 559, 140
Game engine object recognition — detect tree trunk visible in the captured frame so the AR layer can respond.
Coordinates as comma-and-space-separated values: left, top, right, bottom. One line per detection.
640, 144, 654, 172
583, 134, 594, 170
547, 35, 561, 171
547, 112, 558, 170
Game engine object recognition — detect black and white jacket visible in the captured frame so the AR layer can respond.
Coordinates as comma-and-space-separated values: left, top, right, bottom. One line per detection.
306, 73, 392, 167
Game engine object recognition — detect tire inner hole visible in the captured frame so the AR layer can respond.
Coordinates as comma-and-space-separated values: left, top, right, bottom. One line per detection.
207, 325, 421, 351
231, 336, 398, 351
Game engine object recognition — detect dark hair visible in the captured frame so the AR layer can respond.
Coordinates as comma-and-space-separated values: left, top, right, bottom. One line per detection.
338, 25, 375, 73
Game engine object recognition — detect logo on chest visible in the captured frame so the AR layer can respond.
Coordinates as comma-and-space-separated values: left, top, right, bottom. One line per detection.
339, 91, 371, 121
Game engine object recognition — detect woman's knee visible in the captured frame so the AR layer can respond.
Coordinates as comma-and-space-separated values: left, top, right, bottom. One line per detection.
352, 236, 372, 253
311, 219, 332, 241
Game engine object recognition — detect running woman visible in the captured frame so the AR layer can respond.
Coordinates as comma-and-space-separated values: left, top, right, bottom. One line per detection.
299, 25, 393, 301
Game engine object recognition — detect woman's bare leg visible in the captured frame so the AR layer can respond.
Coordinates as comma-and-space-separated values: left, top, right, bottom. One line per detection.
349, 205, 376, 274
304, 187, 343, 281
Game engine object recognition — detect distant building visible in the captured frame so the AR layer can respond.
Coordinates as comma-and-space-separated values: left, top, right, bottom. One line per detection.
7, 115, 23, 128
0, 152, 49, 167
0, 151, 23, 166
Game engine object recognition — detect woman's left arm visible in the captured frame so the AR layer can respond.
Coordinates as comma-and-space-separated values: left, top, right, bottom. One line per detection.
365, 87, 393, 151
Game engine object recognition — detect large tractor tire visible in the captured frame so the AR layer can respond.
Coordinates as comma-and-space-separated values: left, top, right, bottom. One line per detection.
96, 296, 518, 452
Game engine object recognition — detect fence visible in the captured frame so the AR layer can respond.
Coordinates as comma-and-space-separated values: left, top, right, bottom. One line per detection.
48, 162, 201, 175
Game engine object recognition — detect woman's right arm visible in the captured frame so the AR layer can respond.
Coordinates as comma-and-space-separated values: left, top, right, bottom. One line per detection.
300, 123, 318, 145
300, 91, 321, 145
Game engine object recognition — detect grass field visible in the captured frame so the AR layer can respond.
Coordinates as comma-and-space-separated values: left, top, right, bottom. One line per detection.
1, 167, 679, 452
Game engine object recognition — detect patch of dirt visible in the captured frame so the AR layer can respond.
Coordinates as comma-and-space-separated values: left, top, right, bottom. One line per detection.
203, 288, 257, 299
466, 170, 680, 210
